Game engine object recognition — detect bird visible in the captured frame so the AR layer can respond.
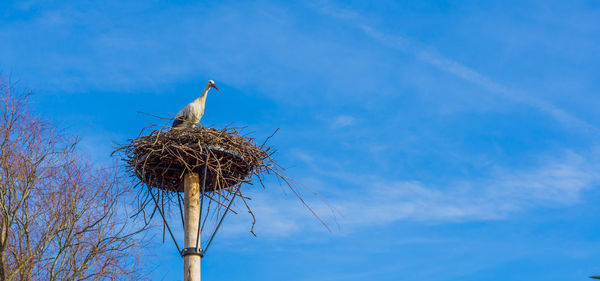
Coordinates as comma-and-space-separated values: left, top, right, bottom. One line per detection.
172, 80, 219, 128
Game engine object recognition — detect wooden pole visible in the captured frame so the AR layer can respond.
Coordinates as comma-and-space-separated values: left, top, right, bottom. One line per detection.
184, 173, 201, 281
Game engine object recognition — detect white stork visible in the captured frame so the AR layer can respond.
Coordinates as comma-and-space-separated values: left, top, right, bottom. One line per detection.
172, 80, 219, 128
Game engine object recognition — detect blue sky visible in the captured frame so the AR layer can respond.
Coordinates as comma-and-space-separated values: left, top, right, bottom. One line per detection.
2, 0, 600, 280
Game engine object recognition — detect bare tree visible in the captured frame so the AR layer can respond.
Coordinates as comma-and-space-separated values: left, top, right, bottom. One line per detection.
0, 79, 148, 280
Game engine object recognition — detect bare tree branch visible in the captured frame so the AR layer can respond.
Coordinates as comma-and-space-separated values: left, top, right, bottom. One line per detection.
0, 78, 149, 281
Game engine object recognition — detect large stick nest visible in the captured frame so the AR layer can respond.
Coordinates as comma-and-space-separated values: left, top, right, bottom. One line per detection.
114, 125, 328, 238
118, 127, 274, 193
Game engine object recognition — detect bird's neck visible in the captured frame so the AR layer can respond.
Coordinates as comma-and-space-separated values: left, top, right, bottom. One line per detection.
193, 85, 212, 104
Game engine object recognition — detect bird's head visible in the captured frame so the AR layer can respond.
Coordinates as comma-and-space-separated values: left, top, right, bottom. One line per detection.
208, 80, 219, 91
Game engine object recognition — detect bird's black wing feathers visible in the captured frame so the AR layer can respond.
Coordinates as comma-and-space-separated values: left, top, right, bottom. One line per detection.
172, 117, 185, 128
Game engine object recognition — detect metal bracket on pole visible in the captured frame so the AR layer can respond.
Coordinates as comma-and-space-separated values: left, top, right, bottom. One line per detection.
180, 247, 204, 257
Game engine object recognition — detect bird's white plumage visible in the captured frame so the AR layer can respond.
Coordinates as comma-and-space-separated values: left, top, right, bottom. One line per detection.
172, 80, 217, 128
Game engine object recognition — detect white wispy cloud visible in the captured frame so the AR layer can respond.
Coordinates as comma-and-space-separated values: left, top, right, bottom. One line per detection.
310, 0, 599, 134
331, 115, 355, 129
220, 150, 598, 237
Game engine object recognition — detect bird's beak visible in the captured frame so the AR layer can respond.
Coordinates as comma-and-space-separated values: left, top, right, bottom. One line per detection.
212, 84, 219, 91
